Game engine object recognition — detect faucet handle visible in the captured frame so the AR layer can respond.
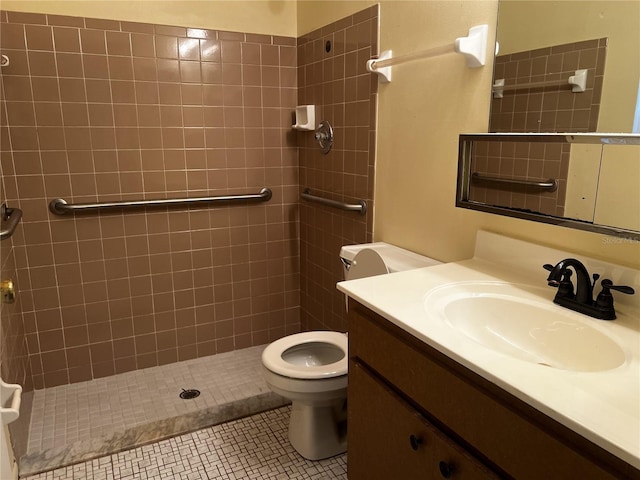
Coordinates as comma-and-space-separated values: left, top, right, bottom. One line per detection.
557, 269, 574, 298
543, 263, 574, 297
599, 279, 635, 295
543, 264, 560, 286
595, 279, 635, 314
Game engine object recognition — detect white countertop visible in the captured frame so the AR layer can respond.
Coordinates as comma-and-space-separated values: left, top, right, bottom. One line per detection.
337, 233, 640, 469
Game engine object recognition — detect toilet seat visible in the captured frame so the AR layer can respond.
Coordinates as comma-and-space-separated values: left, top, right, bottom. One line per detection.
346, 249, 389, 280
262, 331, 348, 380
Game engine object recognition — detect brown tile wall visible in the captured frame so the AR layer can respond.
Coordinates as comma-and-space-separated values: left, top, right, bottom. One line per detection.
0, 11, 300, 389
1, 47, 33, 455
491, 38, 606, 132
469, 140, 570, 217
298, 6, 378, 332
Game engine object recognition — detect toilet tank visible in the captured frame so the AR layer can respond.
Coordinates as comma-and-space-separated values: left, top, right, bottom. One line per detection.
339, 242, 440, 280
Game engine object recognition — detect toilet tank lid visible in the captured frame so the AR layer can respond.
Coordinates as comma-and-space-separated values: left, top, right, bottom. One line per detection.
339, 242, 441, 272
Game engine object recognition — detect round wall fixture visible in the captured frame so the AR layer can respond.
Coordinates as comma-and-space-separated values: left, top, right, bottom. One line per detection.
314, 121, 334, 154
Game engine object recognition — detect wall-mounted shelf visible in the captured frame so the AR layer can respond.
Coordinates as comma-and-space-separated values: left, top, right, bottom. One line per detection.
366, 25, 489, 83
292, 105, 316, 131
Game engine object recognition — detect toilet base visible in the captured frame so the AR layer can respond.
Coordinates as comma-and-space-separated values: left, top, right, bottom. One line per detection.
288, 398, 347, 460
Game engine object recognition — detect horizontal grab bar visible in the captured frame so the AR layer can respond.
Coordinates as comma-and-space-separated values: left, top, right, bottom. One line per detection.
49, 188, 272, 215
0, 204, 23, 241
471, 173, 558, 192
300, 189, 367, 215
492, 69, 587, 98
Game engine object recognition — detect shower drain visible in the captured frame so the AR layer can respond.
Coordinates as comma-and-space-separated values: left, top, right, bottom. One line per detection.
179, 388, 201, 399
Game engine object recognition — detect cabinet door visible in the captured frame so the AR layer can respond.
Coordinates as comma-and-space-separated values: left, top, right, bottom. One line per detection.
348, 360, 500, 480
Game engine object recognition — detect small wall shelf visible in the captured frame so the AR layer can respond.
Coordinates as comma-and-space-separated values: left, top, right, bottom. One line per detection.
292, 105, 316, 131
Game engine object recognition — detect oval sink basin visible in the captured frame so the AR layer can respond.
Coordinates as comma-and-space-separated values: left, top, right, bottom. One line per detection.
424, 282, 626, 372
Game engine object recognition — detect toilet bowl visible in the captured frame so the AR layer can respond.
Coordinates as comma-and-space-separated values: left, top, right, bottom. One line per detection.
261, 242, 440, 460
262, 331, 348, 460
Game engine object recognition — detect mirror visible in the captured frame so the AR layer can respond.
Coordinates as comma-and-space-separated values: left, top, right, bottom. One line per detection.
457, 134, 640, 241
492, 0, 639, 133
467, 2, 640, 240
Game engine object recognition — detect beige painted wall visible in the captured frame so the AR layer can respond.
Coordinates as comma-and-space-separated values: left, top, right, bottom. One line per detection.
0, 0, 298, 37
564, 142, 640, 234
497, 0, 639, 132
564, 144, 600, 222
297, 0, 376, 35
595, 145, 640, 232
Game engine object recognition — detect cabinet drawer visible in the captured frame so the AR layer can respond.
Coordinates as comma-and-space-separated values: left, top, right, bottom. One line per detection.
349, 360, 500, 480
349, 301, 635, 480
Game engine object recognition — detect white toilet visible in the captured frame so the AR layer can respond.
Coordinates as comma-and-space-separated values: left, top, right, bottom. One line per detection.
261, 242, 440, 460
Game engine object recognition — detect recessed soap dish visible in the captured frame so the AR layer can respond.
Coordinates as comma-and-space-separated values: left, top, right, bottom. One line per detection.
293, 105, 316, 131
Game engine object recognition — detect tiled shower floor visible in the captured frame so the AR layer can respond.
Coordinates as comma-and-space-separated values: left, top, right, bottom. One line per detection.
25, 406, 347, 480
21, 345, 288, 476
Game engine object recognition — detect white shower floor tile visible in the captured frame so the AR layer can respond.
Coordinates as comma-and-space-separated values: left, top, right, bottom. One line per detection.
22, 345, 288, 476
24, 406, 347, 480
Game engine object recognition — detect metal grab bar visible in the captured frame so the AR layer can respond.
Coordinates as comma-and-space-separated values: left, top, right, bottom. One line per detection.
0, 204, 23, 241
49, 188, 272, 215
492, 69, 587, 98
300, 189, 367, 215
471, 173, 558, 192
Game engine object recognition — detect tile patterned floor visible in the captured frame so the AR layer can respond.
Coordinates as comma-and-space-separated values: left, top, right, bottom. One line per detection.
24, 406, 348, 479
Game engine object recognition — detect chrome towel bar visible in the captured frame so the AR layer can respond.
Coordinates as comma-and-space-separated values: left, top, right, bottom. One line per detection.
49, 188, 272, 215
471, 173, 558, 192
0, 204, 23, 241
300, 189, 367, 215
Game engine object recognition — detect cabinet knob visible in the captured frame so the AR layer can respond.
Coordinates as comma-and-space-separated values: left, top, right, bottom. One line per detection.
439, 460, 454, 478
409, 434, 423, 451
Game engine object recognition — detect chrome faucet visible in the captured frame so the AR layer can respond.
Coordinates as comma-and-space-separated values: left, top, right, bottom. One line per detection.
543, 258, 634, 320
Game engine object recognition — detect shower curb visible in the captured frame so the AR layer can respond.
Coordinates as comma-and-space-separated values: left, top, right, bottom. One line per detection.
19, 392, 289, 477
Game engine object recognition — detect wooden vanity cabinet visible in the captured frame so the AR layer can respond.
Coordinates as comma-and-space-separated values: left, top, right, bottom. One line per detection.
347, 300, 640, 480
349, 360, 499, 479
